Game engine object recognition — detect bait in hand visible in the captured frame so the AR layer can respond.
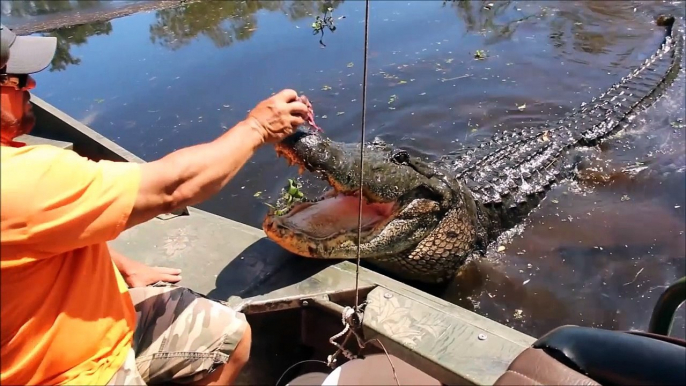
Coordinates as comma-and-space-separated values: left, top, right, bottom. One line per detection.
297, 95, 323, 132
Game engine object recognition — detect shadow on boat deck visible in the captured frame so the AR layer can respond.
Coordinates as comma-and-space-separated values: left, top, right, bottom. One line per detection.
207, 238, 335, 300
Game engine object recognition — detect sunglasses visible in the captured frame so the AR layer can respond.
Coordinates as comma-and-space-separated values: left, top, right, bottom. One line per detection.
0, 74, 34, 90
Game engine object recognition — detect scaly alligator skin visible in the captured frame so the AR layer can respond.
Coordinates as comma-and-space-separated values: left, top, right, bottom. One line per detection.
263, 15, 684, 284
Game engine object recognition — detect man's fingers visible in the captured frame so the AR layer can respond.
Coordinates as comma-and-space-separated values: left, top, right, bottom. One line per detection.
162, 274, 182, 282
153, 266, 182, 275
276, 89, 299, 102
289, 101, 309, 117
290, 116, 306, 128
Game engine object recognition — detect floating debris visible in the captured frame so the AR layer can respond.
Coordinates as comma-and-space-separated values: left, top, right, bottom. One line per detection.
312, 7, 341, 47
474, 50, 488, 60
623, 267, 644, 286
669, 119, 685, 129
441, 74, 472, 82
513, 309, 523, 319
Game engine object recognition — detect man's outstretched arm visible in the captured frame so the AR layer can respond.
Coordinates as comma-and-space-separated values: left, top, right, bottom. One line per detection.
125, 89, 308, 229
3, 90, 307, 256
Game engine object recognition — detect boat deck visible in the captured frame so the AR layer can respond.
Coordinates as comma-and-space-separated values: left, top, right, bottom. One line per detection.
26, 95, 536, 385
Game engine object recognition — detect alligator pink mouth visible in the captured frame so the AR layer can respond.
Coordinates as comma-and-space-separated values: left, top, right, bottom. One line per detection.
264, 191, 397, 242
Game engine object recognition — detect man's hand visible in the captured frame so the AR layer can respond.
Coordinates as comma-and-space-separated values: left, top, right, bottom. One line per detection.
246, 89, 309, 143
110, 246, 182, 288
123, 264, 182, 288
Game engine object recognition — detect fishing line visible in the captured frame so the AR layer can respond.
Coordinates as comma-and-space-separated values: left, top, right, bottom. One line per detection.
354, 0, 371, 310
323, 2, 400, 385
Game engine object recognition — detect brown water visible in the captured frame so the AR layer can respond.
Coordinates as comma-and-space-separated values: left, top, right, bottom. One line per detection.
8, 0, 685, 338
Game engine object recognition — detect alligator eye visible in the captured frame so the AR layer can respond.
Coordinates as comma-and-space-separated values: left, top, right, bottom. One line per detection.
391, 150, 410, 165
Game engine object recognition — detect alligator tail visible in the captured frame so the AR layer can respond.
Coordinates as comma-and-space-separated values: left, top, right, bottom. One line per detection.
446, 15, 683, 208
576, 14, 683, 143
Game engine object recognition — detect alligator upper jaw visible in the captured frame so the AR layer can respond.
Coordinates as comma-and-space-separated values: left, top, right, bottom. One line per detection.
273, 128, 439, 203
273, 129, 386, 201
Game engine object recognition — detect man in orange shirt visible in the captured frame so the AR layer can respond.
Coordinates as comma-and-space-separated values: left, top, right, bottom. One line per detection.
1, 24, 310, 385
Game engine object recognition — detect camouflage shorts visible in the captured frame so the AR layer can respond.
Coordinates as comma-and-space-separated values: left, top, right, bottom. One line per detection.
107, 284, 248, 385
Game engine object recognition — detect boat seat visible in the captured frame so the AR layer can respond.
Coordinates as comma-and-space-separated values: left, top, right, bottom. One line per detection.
494, 325, 686, 386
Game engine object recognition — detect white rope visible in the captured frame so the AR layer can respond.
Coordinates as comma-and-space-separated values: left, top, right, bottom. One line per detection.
326, 306, 362, 367
325, 304, 401, 386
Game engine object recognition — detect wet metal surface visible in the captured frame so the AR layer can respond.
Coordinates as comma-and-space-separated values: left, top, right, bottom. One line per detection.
9, 0, 685, 338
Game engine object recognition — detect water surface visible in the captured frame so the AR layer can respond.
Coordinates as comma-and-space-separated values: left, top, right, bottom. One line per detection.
10, 0, 685, 338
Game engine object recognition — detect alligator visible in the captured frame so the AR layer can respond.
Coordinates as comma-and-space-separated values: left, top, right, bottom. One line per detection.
263, 15, 684, 284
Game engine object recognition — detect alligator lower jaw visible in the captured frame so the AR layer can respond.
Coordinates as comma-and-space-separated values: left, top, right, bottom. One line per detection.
262, 191, 398, 258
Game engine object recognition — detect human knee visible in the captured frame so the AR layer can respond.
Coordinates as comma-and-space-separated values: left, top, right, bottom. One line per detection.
191, 321, 251, 385
231, 321, 252, 367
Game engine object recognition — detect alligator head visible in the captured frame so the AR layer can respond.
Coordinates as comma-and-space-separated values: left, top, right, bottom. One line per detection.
262, 128, 473, 261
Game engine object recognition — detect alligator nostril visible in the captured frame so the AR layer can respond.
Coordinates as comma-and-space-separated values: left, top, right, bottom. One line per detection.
391, 150, 410, 165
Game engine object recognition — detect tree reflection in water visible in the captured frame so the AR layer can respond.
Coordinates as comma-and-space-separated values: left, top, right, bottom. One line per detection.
46, 22, 113, 71
148, 0, 345, 51
5, 0, 346, 71
5, 0, 643, 75
2, 0, 102, 18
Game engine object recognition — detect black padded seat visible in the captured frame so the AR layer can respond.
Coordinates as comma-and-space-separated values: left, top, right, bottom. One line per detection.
532, 325, 685, 386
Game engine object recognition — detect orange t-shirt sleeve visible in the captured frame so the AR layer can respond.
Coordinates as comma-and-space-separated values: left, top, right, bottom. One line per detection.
1, 145, 141, 258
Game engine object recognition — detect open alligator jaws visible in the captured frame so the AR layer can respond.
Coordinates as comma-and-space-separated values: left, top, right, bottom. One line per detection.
263, 15, 684, 284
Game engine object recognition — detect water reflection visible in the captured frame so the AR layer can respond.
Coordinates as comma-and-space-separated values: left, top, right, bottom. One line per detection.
444, 0, 641, 56
148, 0, 344, 50
2, 0, 103, 18
549, 1, 638, 56
47, 22, 113, 71
446, 0, 520, 35
7, 0, 347, 71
